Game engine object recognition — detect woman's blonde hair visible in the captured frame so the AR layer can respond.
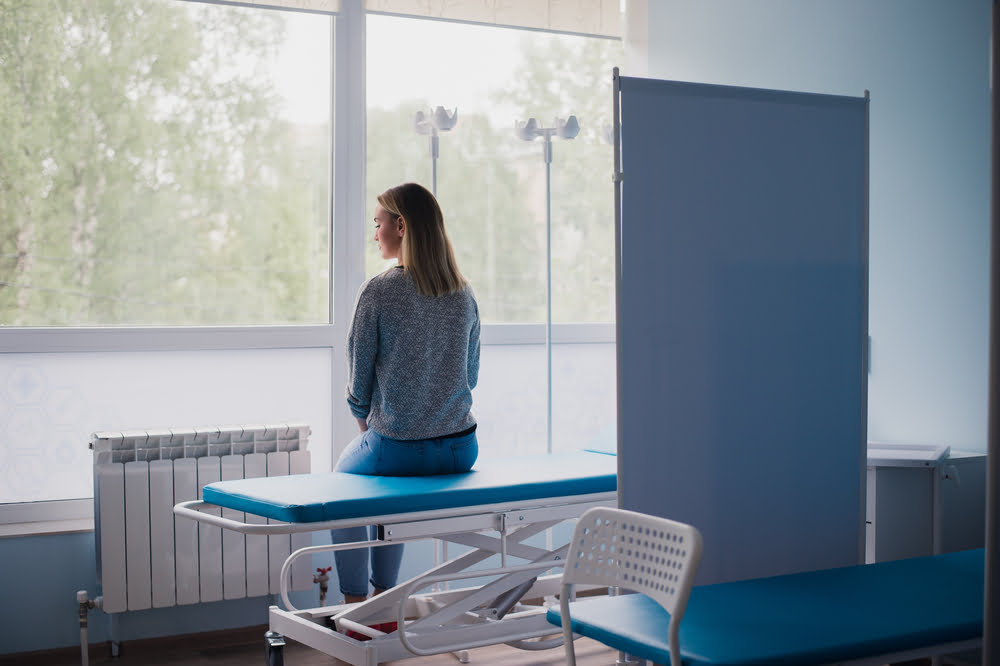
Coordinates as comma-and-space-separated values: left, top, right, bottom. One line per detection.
377, 182, 467, 297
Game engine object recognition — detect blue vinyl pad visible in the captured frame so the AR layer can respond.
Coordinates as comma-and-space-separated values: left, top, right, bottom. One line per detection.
548, 548, 984, 666
202, 450, 616, 523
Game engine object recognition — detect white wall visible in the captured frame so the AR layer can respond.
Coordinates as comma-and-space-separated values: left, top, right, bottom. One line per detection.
643, 0, 991, 451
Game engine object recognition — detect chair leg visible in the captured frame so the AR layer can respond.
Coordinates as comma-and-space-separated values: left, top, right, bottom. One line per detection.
560, 585, 578, 666
562, 622, 577, 666
564, 640, 577, 666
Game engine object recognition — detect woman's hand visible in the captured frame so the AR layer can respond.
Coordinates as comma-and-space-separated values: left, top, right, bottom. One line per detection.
356, 417, 369, 433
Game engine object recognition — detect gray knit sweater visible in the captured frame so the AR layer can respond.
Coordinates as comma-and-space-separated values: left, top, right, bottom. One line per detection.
346, 266, 480, 440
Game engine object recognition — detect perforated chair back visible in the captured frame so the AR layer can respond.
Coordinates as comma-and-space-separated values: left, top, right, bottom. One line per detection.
559, 506, 703, 666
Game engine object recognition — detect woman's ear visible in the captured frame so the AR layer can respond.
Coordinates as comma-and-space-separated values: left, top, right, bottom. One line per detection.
397, 217, 405, 237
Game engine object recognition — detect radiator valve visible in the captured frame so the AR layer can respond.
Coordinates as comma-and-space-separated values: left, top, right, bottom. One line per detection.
76, 590, 103, 628
314, 567, 331, 606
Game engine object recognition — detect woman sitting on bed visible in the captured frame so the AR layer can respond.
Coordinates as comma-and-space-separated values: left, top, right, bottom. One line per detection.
332, 182, 481, 613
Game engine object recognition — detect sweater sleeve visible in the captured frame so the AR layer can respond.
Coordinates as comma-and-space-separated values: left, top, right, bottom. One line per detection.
467, 297, 480, 390
345, 281, 378, 419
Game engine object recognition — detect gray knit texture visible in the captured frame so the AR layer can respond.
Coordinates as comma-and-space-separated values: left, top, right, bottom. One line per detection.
346, 266, 480, 440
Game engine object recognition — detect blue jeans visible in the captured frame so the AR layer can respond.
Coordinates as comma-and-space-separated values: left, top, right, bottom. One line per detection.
331, 427, 478, 597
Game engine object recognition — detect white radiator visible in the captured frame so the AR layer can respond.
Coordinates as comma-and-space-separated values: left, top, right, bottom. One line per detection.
92, 424, 312, 614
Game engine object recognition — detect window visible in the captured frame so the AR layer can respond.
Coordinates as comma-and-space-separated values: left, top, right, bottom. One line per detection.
365, 13, 621, 458
0, 0, 339, 521
0, 0, 620, 526
365, 14, 621, 324
0, 348, 335, 505
0, 0, 333, 326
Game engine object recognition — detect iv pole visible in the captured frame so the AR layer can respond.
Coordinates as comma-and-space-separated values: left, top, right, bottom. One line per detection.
414, 106, 458, 196
413, 105, 459, 594
514, 115, 580, 454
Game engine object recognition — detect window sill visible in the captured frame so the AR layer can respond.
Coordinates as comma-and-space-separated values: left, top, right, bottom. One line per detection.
0, 499, 94, 539
0, 324, 338, 353
0, 517, 94, 539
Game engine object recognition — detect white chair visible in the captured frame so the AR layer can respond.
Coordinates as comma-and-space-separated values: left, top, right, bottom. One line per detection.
559, 507, 703, 666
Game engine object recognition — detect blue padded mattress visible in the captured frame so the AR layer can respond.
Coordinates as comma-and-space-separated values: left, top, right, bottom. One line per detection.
202, 450, 617, 523
548, 547, 985, 666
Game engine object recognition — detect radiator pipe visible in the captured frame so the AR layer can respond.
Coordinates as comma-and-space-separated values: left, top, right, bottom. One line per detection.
77, 590, 102, 666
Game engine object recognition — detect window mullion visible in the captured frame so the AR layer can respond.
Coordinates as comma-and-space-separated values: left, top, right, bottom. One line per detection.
330, 0, 368, 458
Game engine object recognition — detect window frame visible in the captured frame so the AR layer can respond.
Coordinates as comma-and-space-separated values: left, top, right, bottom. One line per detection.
0, 0, 616, 536
0, 0, 356, 535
